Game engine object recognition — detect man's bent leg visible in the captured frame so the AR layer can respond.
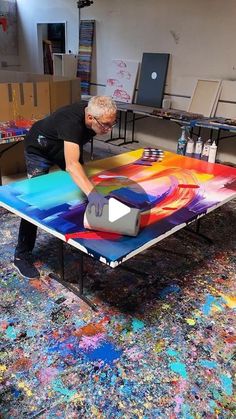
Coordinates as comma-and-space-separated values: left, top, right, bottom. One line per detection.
14, 152, 52, 279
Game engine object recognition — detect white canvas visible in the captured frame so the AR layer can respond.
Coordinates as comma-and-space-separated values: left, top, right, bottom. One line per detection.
105, 59, 139, 103
188, 79, 222, 117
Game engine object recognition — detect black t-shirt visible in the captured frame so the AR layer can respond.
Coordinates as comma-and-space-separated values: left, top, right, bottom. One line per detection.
25, 101, 96, 169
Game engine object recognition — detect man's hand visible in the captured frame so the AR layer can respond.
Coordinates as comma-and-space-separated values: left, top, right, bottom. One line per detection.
87, 191, 108, 217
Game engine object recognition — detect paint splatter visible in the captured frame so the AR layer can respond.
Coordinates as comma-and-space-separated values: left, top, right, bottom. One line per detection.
185, 318, 196, 325
220, 374, 233, 396
169, 361, 188, 379
199, 360, 218, 369
79, 333, 106, 351
132, 319, 145, 332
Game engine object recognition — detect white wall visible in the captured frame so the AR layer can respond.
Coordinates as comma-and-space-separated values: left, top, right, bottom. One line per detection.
80, 0, 236, 164
17, 0, 79, 72
81, 0, 236, 89
15, 0, 236, 164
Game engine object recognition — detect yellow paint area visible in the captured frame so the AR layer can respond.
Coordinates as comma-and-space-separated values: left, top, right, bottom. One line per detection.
86, 149, 144, 176
221, 294, 236, 309
186, 318, 196, 326
18, 381, 33, 397
0, 364, 7, 381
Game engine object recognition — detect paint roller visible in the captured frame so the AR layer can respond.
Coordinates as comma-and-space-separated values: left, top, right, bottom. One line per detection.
84, 197, 141, 237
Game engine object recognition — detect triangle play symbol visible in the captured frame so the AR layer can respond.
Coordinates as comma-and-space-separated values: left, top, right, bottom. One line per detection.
108, 197, 131, 222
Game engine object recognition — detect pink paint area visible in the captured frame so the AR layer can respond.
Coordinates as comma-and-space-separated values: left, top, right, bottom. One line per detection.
38, 367, 58, 384
117, 70, 131, 80
107, 78, 119, 86
79, 333, 106, 351
116, 60, 127, 68
174, 396, 184, 414
113, 89, 131, 102
65, 231, 122, 241
124, 347, 144, 361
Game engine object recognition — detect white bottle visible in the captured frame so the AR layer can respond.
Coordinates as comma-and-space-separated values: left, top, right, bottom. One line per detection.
185, 137, 195, 157
208, 141, 217, 163
201, 139, 212, 161
194, 137, 203, 159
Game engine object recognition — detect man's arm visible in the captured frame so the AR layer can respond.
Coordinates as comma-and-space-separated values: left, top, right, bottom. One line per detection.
64, 141, 94, 196
64, 141, 108, 216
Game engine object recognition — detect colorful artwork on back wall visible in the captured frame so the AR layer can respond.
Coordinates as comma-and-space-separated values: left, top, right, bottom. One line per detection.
0, 119, 34, 143
0, 0, 18, 55
0, 149, 236, 267
105, 59, 139, 103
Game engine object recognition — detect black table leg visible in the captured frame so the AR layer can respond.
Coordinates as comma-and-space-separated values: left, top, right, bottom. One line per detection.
49, 240, 98, 311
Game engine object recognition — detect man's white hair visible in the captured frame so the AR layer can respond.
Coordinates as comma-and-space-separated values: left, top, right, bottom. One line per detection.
87, 96, 117, 118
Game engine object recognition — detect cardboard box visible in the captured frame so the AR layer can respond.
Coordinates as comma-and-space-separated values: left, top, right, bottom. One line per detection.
0, 71, 81, 177
0, 70, 81, 120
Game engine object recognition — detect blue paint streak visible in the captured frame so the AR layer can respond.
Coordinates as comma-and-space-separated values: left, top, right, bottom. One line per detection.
202, 294, 224, 316
47, 336, 81, 358
132, 318, 145, 332
119, 383, 133, 396
166, 348, 179, 357
26, 329, 37, 338
209, 400, 217, 413
170, 361, 188, 379
220, 374, 233, 396
85, 342, 122, 365
111, 374, 117, 385
199, 359, 218, 369
181, 403, 193, 418
158, 284, 181, 299
52, 378, 76, 400
11, 387, 21, 398
6, 326, 17, 340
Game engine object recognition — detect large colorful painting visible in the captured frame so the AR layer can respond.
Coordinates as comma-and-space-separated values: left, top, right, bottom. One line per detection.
0, 149, 236, 267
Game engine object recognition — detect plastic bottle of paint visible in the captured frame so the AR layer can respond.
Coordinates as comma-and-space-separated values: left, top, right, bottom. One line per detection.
194, 136, 203, 159
201, 138, 212, 161
208, 140, 217, 163
185, 136, 195, 157
177, 126, 187, 155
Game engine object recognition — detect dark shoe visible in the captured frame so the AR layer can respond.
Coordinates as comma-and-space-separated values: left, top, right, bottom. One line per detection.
14, 256, 40, 279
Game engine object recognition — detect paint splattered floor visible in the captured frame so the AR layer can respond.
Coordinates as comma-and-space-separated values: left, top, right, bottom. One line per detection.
0, 199, 235, 418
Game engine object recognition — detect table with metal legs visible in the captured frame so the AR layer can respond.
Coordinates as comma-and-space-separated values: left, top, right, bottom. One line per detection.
0, 149, 235, 310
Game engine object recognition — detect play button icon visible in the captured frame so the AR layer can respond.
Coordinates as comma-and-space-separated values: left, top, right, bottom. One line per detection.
108, 197, 131, 222
84, 177, 152, 237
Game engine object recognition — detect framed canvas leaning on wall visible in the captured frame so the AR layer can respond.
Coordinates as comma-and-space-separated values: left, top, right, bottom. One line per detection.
105, 59, 139, 103
136, 52, 170, 107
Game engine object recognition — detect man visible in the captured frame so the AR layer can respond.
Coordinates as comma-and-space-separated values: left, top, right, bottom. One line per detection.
14, 95, 117, 279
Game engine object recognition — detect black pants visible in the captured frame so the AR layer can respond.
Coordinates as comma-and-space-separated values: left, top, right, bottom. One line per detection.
15, 152, 53, 258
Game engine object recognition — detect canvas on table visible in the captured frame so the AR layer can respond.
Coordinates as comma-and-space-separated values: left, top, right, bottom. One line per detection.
1, 149, 236, 267
188, 79, 222, 117
105, 59, 139, 103
136, 52, 170, 107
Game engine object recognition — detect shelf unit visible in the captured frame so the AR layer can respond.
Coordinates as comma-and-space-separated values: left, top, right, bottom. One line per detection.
53, 53, 78, 78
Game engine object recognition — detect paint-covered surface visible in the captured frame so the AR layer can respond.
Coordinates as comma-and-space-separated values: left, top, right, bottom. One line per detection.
0, 198, 235, 417
0, 149, 236, 266
0, 119, 33, 143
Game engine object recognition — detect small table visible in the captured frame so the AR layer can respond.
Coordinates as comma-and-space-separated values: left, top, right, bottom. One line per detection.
0, 120, 34, 185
